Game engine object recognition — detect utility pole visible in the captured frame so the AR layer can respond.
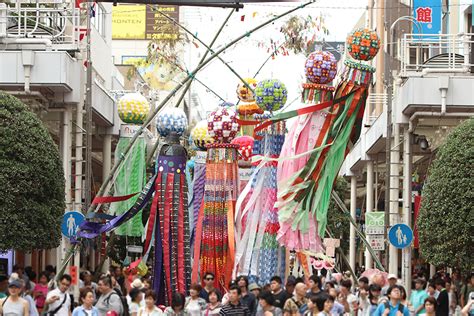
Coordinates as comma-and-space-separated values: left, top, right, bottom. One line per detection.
85, 1, 93, 210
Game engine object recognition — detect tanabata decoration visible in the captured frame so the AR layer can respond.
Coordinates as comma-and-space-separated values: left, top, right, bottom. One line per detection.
111, 93, 149, 237
192, 108, 240, 292
219, 101, 236, 108
304, 51, 337, 85
233, 111, 286, 285
255, 79, 288, 112
346, 28, 381, 61
277, 51, 336, 253
237, 78, 258, 102
231, 135, 255, 192
189, 121, 213, 243
156, 107, 188, 137
236, 78, 263, 136
147, 126, 191, 305
275, 30, 379, 249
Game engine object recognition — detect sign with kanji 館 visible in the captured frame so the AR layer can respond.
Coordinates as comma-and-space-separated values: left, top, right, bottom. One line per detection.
366, 211, 385, 235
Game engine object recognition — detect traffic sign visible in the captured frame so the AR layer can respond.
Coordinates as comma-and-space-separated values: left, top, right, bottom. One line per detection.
61, 211, 85, 239
366, 212, 385, 235
388, 224, 413, 249
368, 235, 385, 251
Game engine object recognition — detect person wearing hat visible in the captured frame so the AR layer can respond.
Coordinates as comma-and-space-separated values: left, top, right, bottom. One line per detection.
0, 276, 8, 299
0, 279, 30, 316
410, 279, 429, 315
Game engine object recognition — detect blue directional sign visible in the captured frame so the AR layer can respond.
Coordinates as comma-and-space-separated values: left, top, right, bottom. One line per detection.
61, 211, 85, 239
388, 224, 413, 249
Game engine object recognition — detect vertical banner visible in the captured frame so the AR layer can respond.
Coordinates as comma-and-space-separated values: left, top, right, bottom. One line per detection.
413, 0, 442, 39
413, 195, 421, 248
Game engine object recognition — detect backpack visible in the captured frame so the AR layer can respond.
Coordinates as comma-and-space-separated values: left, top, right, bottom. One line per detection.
384, 301, 405, 313
291, 298, 308, 315
104, 291, 129, 316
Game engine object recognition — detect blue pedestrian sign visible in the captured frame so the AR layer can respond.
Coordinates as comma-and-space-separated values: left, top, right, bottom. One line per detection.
61, 211, 85, 239
388, 224, 413, 249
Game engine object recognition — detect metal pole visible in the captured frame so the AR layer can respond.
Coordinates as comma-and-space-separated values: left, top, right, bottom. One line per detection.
84, 1, 93, 210
389, 122, 400, 276
349, 176, 357, 272
402, 128, 412, 294
365, 160, 374, 270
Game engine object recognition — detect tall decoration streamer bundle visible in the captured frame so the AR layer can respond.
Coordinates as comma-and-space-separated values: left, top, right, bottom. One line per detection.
236, 78, 263, 136
233, 80, 288, 284
112, 93, 150, 236
146, 108, 190, 305
192, 107, 240, 292
277, 29, 380, 243
277, 51, 337, 253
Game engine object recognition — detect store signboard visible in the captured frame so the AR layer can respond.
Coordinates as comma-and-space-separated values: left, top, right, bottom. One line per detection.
366, 211, 385, 235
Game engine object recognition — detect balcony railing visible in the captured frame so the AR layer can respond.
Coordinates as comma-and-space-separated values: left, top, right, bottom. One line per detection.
399, 33, 474, 76
0, 1, 81, 48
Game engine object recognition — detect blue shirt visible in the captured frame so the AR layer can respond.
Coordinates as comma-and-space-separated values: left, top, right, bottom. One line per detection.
373, 302, 409, 316
330, 301, 344, 316
410, 290, 429, 315
72, 305, 100, 316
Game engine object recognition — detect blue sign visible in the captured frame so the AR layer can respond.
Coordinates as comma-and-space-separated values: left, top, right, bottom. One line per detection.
61, 211, 85, 239
388, 224, 414, 249
413, 0, 442, 39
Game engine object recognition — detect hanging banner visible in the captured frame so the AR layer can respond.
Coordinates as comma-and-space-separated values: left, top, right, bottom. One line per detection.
413, 0, 442, 39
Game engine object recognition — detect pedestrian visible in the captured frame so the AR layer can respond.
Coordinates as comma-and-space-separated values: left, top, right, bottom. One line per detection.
199, 273, 220, 303
428, 283, 439, 300
445, 279, 457, 315
72, 288, 99, 316
33, 272, 49, 313
163, 292, 187, 316
44, 274, 72, 316
257, 290, 283, 316
337, 279, 356, 314
185, 283, 207, 315
79, 271, 98, 298
95, 276, 124, 316
285, 277, 297, 298
434, 279, 449, 316
138, 290, 163, 316
249, 284, 262, 299
420, 297, 437, 316
313, 293, 334, 316
306, 275, 322, 298
19, 279, 38, 316
203, 289, 222, 315
305, 294, 320, 316
460, 292, 473, 316
283, 283, 308, 316
410, 278, 429, 315
237, 276, 257, 315
327, 288, 344, 316
373, 285, 409, 316
129, 288, 144, 316
219, 285, 250, 316
460, 275, 474, 309
270, 277, 291, 310
0, 276, 8, 299
0, 279, 30, 316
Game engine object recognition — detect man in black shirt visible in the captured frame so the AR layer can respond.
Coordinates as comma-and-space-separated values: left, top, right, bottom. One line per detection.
270, 276, 290, 309
199, 272, 221, 303
435, 278, 449, 316
219, 285, 250, 316
237, 276, 257, 316
306, 275, 322, 298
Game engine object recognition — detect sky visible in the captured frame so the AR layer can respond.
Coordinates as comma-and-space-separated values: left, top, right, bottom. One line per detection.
177, 0, 367, 121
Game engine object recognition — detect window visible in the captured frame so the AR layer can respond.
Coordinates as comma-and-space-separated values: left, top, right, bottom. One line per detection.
91, 3, 105, 37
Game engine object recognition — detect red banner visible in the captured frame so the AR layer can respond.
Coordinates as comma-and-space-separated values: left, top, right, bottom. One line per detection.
414, 195, 421, 248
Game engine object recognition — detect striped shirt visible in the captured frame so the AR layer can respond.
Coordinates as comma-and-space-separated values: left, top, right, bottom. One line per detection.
219, 302, 250, 316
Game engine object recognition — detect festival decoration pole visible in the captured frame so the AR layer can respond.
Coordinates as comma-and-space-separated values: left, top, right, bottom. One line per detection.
57, 1, 315, 275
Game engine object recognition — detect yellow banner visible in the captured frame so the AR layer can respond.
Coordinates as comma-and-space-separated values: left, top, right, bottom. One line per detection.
112, 5, 146, 40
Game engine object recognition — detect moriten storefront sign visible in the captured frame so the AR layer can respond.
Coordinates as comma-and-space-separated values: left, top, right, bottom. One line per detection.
112, 4, 179, 40
413, 0, 441, 38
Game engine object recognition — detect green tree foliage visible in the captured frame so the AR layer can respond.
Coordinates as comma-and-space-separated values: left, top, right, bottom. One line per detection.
0, 92, 65, 251
418, 118, 474, 271
327, 177, 350, 254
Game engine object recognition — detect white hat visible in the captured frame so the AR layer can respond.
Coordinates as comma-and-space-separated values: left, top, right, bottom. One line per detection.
387, 274, 398, 280
131, 278, 144, 289
8, 273, 19, 284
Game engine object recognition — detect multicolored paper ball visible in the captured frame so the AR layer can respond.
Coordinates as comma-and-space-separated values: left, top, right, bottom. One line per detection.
255, 79, 288, 112
191, 120, 214, 149
346, 28, 380, 61
117, 93, 150, 124
231, 136, 254, 161
207, 107, 240, 143
156, 107, 188, 137
305, 51, 337, 84
236, 78, 258, 102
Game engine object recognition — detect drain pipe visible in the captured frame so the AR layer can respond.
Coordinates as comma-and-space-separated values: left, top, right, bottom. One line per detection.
439, 76, 449, 115
22, 50, 35, 94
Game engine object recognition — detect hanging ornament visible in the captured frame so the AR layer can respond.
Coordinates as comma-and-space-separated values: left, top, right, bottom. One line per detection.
219, 101, 235, 108
255, 79, 288, 112
117, 93, 150, 124
346, 28, 381, 61
231, 136, 254, 163
156, 107, 188, 137
304, 51, 337, 84
191, 120, 214, 149
207, 107, 240, 143
236, 78, 258, 102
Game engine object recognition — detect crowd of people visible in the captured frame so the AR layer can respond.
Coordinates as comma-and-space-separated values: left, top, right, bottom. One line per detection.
0, 264, 472, 316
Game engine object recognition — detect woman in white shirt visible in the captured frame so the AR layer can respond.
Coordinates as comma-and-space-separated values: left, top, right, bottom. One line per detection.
129, 288, 144, 316
184, 284, 206, 316
138, 290, 163, 316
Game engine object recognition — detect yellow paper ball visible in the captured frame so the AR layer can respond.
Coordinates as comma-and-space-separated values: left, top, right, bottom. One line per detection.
191, 120, 214, 149
117, 93, 150, 124
236, 78, 258, 102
